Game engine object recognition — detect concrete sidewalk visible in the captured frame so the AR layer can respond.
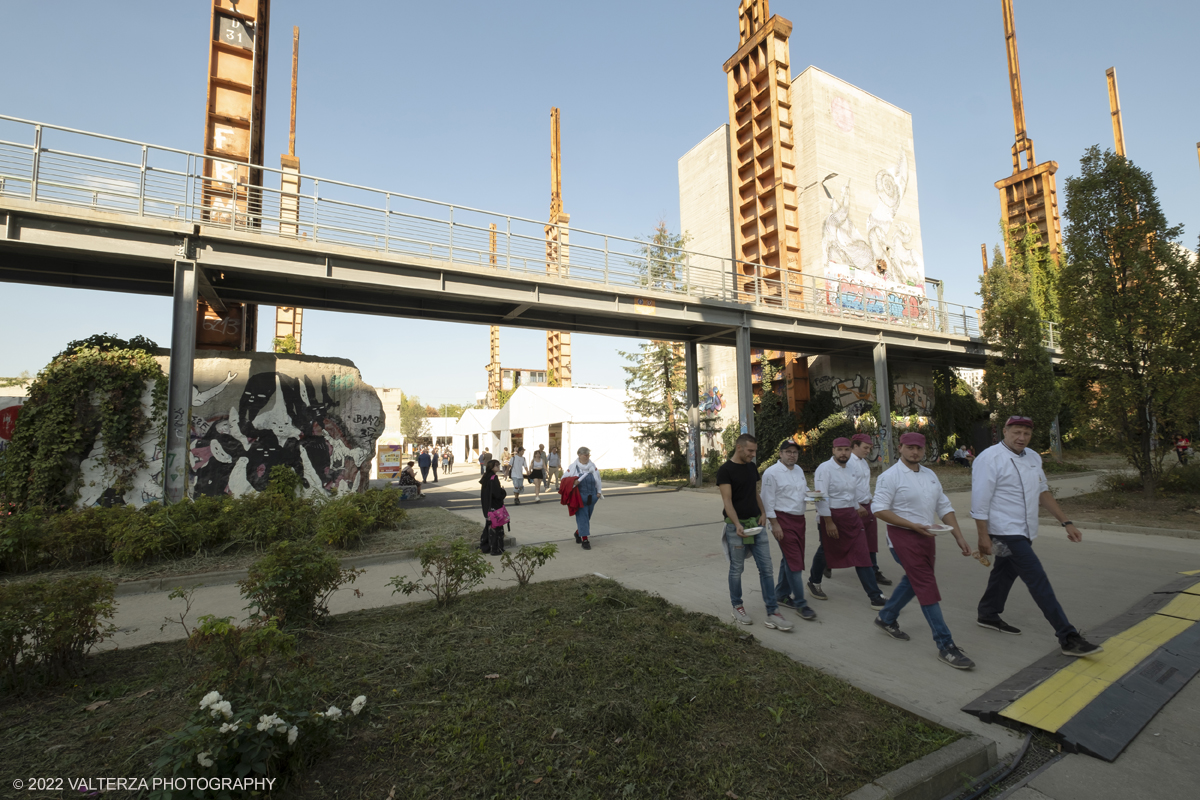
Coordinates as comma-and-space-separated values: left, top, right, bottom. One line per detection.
105, 470, 1199, 800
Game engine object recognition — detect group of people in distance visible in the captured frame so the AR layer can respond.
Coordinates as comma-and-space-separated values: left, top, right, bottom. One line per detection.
395, 445, 454, 498
479, 445, 601, 555
720, 415, 1103, 670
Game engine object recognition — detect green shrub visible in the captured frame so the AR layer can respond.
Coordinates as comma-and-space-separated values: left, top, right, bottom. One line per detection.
188, 615, 297, 694
224, 492, 316, 548
264, 464, 303, 498
0, 575, 116, 689
0, 508, 44, 573
389, 537, 493, 606
342, 488, 406, 531
315, 501, 367, 549
239, 540, 363, 626
501, 543, 558, 588
1163, 467, 1200, 495
39, 505, 122, 567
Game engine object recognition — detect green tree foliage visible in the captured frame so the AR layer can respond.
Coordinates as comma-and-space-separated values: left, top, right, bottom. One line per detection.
753, 360, 799, 467
1002, 222, 1060, 323
620, 341, 687, 473
1060, 146, 1200, 496
272, 334, 300, 354
397, 392, 431, 443
979, 243, 1061, 449
635, 221, 691, 292
0, 338, 166, 511
0, 371, 31, 388
932, 367, 987, 454
437, 403, 469, 419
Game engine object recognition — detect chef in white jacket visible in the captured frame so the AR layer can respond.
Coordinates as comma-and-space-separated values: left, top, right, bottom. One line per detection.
808, 438, 885, 608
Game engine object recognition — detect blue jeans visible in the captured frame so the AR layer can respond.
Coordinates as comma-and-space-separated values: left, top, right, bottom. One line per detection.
774, 554, 808, 607
978, 534, 1077, 643
576, 474, 599, 538
725, 524, 777, 614
878, 548, 954, 650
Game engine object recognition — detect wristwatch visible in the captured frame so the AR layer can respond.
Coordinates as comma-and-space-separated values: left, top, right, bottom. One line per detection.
1061, 520, 1074, 527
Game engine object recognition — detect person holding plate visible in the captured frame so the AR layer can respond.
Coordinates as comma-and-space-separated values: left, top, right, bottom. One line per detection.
762, 440, 817, 621
809, 438, 886, 609
871, 432, 975, 669
718, 434, 793, 632
850, 433, 892, 587
971, 416, 1103, 657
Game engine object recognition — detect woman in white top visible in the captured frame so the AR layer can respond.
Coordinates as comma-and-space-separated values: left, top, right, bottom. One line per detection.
564, 447, 602, 550
509, 447, 528, 505
528, 446, 548, 502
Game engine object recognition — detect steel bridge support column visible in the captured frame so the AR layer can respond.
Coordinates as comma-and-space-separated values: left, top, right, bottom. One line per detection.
873, 342, 893, 468
166, 260, 197, 504
736, 326, 754, 437
685, 341, 701, 487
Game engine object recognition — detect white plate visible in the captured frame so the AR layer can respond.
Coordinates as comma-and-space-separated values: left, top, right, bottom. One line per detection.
741, 526, 764, 536
805, 493, 825, 499
926, 524, 953, 533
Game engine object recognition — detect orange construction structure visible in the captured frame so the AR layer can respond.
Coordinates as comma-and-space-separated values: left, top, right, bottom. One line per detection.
994, 0, 1061, 264
1106, 67, 1127, 157
545, 108, 572, 387
275, 24, 303, 352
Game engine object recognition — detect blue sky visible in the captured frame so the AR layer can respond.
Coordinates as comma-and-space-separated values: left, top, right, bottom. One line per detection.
2, 1, 1197, 404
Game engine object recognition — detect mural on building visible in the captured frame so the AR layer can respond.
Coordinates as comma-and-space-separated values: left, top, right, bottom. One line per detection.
699, 386, 725, 415
0, 398, 22, 454
78, 384, 164, 508
893, 382, 933, 416
819, 150, 925, 319
813, 373, 874, 416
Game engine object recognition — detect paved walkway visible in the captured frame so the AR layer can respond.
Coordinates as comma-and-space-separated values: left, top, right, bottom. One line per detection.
107, 470, 1200, 800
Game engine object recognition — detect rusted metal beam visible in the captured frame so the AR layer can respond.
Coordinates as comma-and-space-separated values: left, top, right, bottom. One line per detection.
288, 25, 299, 157
1106, 67, 1126, 157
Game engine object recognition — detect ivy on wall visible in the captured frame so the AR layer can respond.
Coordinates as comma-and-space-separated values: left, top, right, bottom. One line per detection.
0, 335, 167, 511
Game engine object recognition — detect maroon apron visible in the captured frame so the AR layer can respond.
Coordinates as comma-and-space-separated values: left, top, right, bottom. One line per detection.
820, 507, 872, 569
887, 524, 940, 605
775, 511, 806, 570
861, 501, 879, 554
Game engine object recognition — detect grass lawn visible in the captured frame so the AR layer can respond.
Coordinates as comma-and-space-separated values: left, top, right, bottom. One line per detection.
0, 507, 481, 587
1046, 490, 1200, 534
2, 578, 959, 799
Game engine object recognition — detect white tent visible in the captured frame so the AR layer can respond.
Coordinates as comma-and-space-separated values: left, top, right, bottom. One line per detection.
491, 386, 650, 471
455, 408, 501, 467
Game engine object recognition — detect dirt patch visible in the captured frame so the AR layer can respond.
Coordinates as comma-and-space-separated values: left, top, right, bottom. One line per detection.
1, 578, 960, 799
1045, 492, 1200, 534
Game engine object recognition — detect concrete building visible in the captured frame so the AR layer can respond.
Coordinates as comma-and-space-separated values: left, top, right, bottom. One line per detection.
679, 66, 937, 448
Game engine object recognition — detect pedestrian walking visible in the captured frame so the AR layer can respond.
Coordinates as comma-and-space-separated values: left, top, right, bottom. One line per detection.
529, 445, 548, 502
564, 447, 603, 550
808, 438, 886, 609
510, 447, 528, 505
445, 448, 454, 474
416, 447, 432, 482
762, 440, 816, 622
478, 448, 491, 475
479, 459, 507, 556
1175, 434, 1192, 466
431, 447, 440, 482
718, 434, 793, 632
972, 416, 1103, 657
850, 433, 891, 586
501, 447, 512, 480
548, 447, 562, 488
872, 432, 976, 670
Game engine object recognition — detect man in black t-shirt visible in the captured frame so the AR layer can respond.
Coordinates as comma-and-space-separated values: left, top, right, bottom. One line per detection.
718, 434, 793, 632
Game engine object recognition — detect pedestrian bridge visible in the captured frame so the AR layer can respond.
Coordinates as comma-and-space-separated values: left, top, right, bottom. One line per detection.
0, 113, 1045, 366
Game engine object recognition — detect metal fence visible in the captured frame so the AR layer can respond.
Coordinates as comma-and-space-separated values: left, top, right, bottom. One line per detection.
0, 113, 994, 341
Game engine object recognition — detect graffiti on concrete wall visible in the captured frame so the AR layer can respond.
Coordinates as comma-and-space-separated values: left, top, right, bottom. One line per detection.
893, 382, 933, 416
813, 373, 874, 417
0, 398, 22, 454
78, 385, 165, 508
189, 369, 382, 498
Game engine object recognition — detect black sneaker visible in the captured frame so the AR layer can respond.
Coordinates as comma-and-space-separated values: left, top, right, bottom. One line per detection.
977, 617, 1022, 635
869, 595, 887, 611
874, 617, 910, 640
514, 497, 521, 505
778, 596, 800, 610
937, 645, 976, 670
807, 581, 828, 601
823, 567, 832, 579
1061, 633, 1103, 657
874, 570, 893, 587
574, 530, 581, 543
581, 538, 591, 551
797, 606, 817, 621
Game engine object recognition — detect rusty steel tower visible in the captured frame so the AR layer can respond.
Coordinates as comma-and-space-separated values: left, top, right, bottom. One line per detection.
545, 107, 572, 387
275, 24, 304, 353
1106, 67, 1127, 157
995, 0, 1061, 263
487, 223, 502, 408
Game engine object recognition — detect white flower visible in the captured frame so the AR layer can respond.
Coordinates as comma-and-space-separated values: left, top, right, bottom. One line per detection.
199, 691, 222, 711
256, 713, 285, 732
197, 752, 214, 768
209, 700, 233, 720
323, 705, 343, 720
219, 720, 241, 734
350, 696, 367, 716
287, 726, 299, 745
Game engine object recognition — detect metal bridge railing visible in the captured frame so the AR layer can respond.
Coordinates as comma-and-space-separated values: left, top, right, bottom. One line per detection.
0, 113, 995, 340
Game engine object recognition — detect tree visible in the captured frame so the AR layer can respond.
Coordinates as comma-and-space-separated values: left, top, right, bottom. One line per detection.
932, 367, 987, 455
753, 360, 799, 467
1003, 222, 1060, 323
635, 221, 691, 292
272, 335, 299, 354
398, 393, 430, 444
620, 341, 687, 472
1060, 146, 1200, 496
979, 242, 1061, 449
0, 371, 31, 388
424, 404, 439, 417
437, 403, 468, 419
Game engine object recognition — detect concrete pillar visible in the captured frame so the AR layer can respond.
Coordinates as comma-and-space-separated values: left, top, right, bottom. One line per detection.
166, 260, 198, 504
873, 342, 893, 468
735, 326, 754, 437
685, 341, 702, 487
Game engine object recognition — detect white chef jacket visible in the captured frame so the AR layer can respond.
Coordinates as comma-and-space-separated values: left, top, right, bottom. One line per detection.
970, 442, 1049, 540
813, 458, 860, 517
873, 462, 954, 530
761, 461, 810, 518
849, 453, 872, 506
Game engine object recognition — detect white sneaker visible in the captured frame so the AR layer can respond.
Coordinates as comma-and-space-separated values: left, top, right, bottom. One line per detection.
731, 606, 753, 625
764, 613, 794, 632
